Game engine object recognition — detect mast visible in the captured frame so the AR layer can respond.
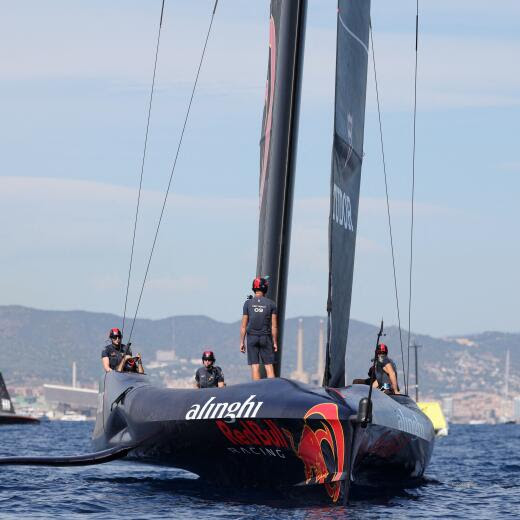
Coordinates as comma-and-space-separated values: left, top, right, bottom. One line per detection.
323, 0, 371, 387
257, 0, 307, 377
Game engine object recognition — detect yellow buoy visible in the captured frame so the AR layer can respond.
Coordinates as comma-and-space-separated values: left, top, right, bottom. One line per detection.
418, 401, 448, 436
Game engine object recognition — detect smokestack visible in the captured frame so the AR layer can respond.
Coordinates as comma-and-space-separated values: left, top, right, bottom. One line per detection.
297, 318, 304, 373
72, 361, 77, 388
317, 319, 324, 378
291, 318, 309, 383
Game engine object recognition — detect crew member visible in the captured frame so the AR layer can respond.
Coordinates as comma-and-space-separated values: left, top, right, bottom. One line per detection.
194, 350, 225, 388
352, 365, 375, 386
240, 277, 278, 380
101, 328, 132, 372
372, 343, 400, 394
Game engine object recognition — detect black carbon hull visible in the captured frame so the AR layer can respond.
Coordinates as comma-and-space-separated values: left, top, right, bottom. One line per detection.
0, 412, 40, 424
93, 373, 434, 501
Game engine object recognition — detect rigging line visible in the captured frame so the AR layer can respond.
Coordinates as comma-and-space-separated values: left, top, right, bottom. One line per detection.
122, 0, 166, 338
406, 0, 419, 395
127, 0, 219, 344
369, 22, 407, 392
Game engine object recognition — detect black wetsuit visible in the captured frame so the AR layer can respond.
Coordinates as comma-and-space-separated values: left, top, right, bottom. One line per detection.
101, 343, 132, 370
243, 296, 277, 365
375, 357, 398, 391
195, 366, 224, 388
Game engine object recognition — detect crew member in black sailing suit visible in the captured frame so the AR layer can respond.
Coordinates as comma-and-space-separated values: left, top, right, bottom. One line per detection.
372, 343, 400, 394
240, 277, 278, 381
194, 350, 225, 388
101, 328, 132, 372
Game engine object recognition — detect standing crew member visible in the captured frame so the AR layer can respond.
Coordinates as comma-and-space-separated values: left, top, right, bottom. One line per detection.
240, 277, 278, 380
101, 328, 132, 372
194, 350, 225, 388
372, 343, 400, 394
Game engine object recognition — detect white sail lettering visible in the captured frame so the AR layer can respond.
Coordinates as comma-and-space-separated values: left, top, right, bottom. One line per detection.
332, 183, 353, 232
345, 113, 354, 167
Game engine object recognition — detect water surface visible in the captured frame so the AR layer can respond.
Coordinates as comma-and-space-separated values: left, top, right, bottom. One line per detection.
0, 422, 518, 518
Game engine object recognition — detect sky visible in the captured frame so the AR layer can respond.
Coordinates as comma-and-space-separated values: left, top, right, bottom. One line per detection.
0, 0, 518, 337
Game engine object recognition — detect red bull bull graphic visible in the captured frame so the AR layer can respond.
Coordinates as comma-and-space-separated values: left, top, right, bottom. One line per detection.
283, 403, 346, 502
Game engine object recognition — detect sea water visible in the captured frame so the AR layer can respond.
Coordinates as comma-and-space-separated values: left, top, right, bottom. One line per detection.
0, 421, 518, 519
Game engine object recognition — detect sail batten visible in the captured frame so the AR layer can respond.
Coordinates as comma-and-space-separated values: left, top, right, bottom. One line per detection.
324, 0, 371, 388
257, 1, 307, 377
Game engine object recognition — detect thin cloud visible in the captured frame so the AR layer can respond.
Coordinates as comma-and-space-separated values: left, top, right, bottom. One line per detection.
2, 3, 519, 111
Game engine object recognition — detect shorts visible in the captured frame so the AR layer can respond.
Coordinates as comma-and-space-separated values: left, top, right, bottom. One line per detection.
246, 334, 275, 366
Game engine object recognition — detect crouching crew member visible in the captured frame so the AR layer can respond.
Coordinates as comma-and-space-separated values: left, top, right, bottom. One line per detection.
240, 277, 278, 381
372, 343, 400, 394
102, 328, 131, 372
195, 350, 225, 388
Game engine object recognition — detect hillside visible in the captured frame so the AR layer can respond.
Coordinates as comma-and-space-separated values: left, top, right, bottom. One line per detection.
0, 305, 518, 398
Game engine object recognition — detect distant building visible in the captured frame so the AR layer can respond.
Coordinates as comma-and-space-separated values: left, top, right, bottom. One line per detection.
310, 319, 325, 386
42, 361, 98, 416
156, 350, 177, 363
442, 397, 453, 421
291, 319, 309, 384
514, 397, 520, 423
43, 384, 98, 415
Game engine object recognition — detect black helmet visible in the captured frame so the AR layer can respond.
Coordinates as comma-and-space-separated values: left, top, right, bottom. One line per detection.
202, 350, 215, 362
109, 328, 122, 339
252, 277, 268, 294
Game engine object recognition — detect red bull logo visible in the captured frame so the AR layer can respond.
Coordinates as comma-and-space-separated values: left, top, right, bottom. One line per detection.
216, 419, 288, 449
283, 403, 346, 502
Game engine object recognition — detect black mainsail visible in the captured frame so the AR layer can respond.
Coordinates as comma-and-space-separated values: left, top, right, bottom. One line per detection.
0, 373, 15, 414
324, 1, 371, 388
257, 0, 307, 376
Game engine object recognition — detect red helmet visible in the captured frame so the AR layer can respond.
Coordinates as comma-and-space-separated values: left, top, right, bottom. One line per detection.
109, 328, 122, 339
202, 350, 215, 362
252, 277, 269, 294
377, 343, 388, 354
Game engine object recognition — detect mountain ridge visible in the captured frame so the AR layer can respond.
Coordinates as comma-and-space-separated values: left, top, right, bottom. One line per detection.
0, 305, 518, 397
